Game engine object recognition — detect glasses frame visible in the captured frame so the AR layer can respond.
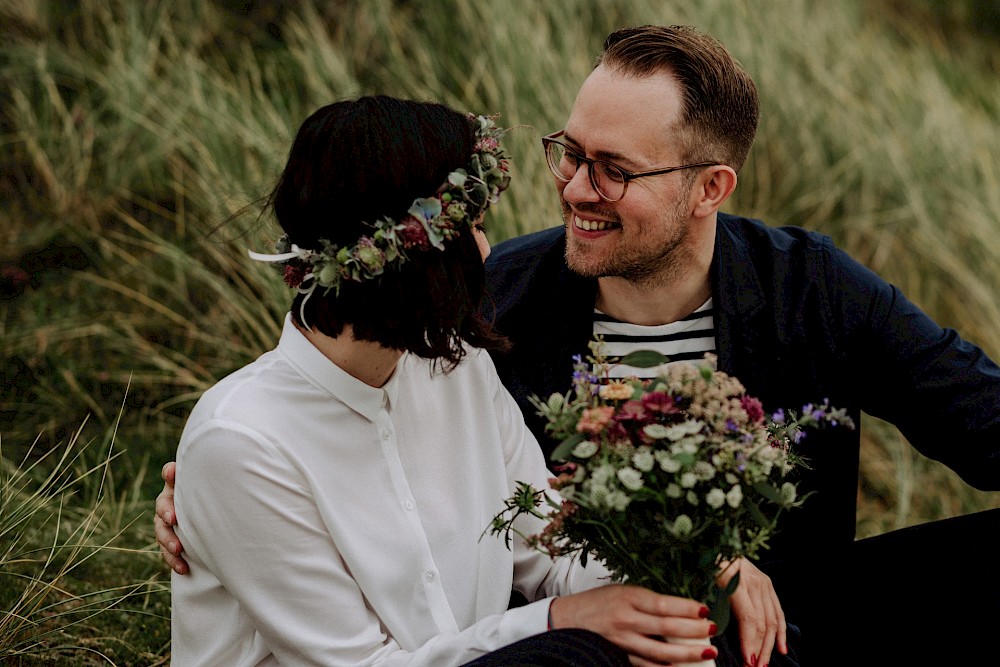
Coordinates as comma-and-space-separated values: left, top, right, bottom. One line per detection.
541, 130, 718, 202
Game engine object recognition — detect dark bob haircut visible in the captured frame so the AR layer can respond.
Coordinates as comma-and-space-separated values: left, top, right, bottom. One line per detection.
266, 95, 507, 368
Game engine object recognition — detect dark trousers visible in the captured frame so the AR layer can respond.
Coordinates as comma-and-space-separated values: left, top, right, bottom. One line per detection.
769, 508, 1000, 666
461, 628, 630, 666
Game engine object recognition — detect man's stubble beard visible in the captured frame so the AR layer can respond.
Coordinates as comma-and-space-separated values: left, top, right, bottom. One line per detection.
561, 197, 692, 290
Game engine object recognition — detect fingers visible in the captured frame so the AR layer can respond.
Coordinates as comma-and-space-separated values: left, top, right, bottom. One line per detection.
155, 512, 189, 574
727, 559, 785, 667
155, 460, 187, 574
552, 586, 719, 665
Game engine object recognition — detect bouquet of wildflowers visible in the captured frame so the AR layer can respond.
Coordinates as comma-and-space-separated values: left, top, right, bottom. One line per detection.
488, 341, 853, 629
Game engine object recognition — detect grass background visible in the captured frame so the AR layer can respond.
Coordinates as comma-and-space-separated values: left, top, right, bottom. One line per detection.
2, 0, 998, 663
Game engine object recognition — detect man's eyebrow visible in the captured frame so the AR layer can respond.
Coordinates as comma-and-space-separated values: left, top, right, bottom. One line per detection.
563, 130, 634, 167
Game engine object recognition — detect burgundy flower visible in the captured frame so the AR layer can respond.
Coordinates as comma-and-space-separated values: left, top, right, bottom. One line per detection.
283, 262, 308, 289
397, 217, 432, 250
740, 395, 765, 423
642, 391, 678, 414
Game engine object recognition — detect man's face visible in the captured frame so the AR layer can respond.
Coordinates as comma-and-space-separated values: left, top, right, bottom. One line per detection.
557, 65, 700, 286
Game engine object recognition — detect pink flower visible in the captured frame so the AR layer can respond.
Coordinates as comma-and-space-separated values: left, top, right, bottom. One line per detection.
615, 400, 650, 423
740, 395, 765, 423
577, 406, 615, 434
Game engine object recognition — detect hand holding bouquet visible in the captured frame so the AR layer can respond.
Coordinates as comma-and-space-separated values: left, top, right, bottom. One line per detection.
488, 341, 853, 631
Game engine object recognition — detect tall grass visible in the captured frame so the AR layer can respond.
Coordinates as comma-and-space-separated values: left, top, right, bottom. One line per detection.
1, 0, 998, 662
1, 414, 169, 665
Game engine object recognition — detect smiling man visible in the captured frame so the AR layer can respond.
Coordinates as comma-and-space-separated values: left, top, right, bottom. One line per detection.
484, 24, 1000, 667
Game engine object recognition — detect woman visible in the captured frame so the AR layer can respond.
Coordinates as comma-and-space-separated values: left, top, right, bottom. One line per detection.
167, 96, 718, 666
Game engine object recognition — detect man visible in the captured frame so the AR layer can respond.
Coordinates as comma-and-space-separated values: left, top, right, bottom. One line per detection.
158, 25, 1000, 666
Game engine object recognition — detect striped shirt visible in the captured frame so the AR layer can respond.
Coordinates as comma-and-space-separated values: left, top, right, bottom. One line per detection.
592, 299, 717, 379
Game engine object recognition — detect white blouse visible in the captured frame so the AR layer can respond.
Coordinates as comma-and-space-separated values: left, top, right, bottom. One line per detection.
170, 314, 607, 666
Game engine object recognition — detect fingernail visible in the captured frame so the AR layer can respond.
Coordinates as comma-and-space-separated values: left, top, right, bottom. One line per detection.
708, 622, 717, 636
698, 606, 710, 618
165, 511, 173, 524
169, 541, 179, 554
750, 654, 757, 666
701, 648, 718, 660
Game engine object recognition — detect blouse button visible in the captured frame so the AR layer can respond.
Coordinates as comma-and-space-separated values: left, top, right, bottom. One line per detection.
424, 571, 435, 582
381, 429, 391, 440
404, 500, 415, 511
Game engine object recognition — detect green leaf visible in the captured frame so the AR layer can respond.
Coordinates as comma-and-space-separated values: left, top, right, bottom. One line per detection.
618, 350, 670, 368
551, 432, 587, 461
753, 481, 782, 503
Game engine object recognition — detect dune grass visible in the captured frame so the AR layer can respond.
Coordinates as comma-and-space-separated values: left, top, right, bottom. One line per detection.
1, 0, 998, 662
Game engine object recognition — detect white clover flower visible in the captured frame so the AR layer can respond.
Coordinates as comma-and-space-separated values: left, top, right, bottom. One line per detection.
692, 461, 716, 481
642, 423, 671, 440
589, 484, 610, 508
608, 490, 632, 511
680, 472, 698, 488
706, 488, 726, 509
672, 514, 693, 536
572, 440, 599, 459
726, 484, 743, 508
664, 420, 703, 441
590, 464, 615, 485
725, 472, 739, 485
686, 490, 700, 505
666, 482, 683, 498
673, 439, 700, 455
655, 450, 682, 473
632, 447, 655, 472
780, 481, 797, 505
617, 467, 645, 491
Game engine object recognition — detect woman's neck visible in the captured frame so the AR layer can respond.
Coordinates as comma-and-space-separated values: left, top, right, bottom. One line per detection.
297, 322, 402, 388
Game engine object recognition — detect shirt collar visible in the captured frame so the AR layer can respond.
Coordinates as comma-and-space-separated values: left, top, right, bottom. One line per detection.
276, 313, 400, 421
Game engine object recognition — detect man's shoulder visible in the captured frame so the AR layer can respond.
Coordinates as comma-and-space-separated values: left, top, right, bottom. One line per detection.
717, 212, 836, 255
487, 226, 566, 270
484, 226, 569, 307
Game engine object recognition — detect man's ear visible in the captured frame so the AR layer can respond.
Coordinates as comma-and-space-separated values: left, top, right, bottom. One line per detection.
691, 165, 738, 218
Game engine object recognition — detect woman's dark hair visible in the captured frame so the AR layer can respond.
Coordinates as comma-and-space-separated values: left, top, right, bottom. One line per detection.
267, 95, 506, 369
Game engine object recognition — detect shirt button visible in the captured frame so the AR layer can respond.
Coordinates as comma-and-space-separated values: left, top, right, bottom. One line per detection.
404, 500, 415, 511
381, 429, 391, 440
424, 571, 435, 583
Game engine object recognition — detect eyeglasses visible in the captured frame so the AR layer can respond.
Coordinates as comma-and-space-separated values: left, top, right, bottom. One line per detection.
541, 130, 717, 202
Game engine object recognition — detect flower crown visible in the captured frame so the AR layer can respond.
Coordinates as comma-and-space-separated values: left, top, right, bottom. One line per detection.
249, 114, 511, 317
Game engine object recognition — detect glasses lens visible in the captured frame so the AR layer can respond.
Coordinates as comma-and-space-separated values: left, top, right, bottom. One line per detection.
545, 141, 575, 182
591, 161, 626, 201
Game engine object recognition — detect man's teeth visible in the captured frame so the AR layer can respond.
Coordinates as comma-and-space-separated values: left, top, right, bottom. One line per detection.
575, 217, 615, 231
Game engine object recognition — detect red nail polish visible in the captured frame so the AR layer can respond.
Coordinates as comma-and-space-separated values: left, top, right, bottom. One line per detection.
698, 606, 710, 618
750, 654, 757, 667
708, 622, 717, 636
702, 648, 718, 660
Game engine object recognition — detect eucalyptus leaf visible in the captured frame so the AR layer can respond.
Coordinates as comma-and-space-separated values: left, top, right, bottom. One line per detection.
619, 350, 670, 368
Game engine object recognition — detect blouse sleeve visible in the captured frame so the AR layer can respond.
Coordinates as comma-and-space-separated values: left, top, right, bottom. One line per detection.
477, 350, 612, 601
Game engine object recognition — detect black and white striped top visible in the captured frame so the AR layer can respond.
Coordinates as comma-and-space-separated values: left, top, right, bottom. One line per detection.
592, 299, 718, 379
